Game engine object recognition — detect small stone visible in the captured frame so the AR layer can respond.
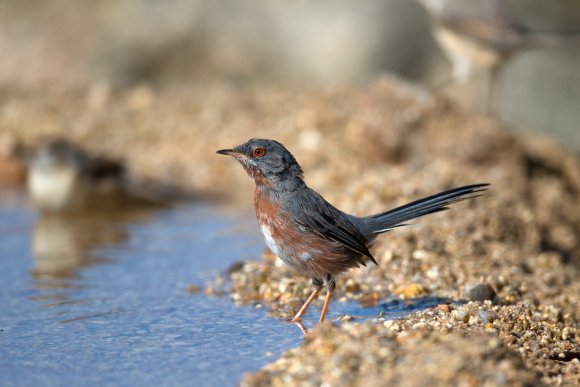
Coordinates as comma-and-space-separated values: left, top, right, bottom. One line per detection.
504, 336, 517, 345
465, 283, 497, 302
488, 338, 502, 349
561, 327, 574, 340
382, 250, 394, 262
345, 278, 360, 292
359, 292, 379, 307
396, 331, 410, 344
546, 306, 564, 323
186, 284, 201, 293
437, 304, 452, 313
395, 284, 426, 299
452, 309, 469, 323
227, 261, 246, 274
478, 310, 496, 324
412, 250, 432, 260
383, 320, 400, 332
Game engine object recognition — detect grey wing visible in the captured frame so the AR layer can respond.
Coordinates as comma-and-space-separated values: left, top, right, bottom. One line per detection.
291, 188, 378, 265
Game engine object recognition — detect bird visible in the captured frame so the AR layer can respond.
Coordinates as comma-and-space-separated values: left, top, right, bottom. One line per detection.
26, 138, 128, 212
217, 138, 488, 323
415, 0, 579, 113
26, 138, 185, 213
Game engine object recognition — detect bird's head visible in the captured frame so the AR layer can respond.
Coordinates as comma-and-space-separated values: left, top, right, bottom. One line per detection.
29, 138, 89, 175
217, 138, 303, 187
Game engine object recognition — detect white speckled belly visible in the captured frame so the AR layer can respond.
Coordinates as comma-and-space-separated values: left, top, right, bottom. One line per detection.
259, 222, 283, 258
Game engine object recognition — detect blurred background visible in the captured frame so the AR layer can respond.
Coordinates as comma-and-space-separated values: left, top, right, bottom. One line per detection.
0, 0, 579, 147
1, 2, 580, 385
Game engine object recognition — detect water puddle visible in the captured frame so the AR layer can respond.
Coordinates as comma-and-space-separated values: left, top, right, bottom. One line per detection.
0, 190, 447, 386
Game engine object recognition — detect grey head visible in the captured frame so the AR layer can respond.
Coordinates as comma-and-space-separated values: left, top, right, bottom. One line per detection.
30, 138, 89, 174
217, 138, 304, 187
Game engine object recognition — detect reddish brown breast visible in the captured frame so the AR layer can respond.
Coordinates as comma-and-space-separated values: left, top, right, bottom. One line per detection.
254, 185, 364, 279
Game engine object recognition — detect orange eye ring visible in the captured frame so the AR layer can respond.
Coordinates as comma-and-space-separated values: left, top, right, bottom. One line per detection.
252, 147, 267, 157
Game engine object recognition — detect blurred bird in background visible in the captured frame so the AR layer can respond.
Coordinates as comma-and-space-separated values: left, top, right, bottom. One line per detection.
416, 0, 580, 114
26, 138, 188, 213
26, 138, 129, 212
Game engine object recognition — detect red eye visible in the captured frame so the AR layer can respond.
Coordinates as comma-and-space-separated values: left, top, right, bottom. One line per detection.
252, 147, 267, 157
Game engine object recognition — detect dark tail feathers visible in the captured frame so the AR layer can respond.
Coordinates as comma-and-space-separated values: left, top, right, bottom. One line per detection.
359, 183, 489, 236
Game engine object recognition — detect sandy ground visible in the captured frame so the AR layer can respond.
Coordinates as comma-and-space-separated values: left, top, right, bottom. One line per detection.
1, 77, 578, 385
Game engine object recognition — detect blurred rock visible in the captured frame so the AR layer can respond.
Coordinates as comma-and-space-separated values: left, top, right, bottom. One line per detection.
395, 284, 426, 299
465, 283, 497, 302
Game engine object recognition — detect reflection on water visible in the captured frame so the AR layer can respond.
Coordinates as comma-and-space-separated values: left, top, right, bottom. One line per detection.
29, 207, 161, 314
33, 215, 117, 282
32, 210, 152, 285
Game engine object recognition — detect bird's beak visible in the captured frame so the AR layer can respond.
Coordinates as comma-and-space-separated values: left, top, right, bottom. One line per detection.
216, 148, 239, 156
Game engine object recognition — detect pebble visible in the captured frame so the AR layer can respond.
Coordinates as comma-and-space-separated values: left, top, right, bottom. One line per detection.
465, 283, 497, 302
437, 304, 452, 313
394, 284, 426, 299
185, 284, 201, 293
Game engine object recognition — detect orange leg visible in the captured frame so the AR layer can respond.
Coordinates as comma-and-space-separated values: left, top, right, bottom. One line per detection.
318, 288, 334, 323
293, 321, 308, 335
290, 286, 321, 323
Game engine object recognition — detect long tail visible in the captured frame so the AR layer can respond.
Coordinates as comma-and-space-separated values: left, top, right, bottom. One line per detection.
526, 31, 580, 49
358, 183, 489, 236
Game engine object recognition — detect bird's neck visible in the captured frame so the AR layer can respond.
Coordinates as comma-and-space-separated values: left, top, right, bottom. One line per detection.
253, 174, 304, 198
245, 166, 272, 188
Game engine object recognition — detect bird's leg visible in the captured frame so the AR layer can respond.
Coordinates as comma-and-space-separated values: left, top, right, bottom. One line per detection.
319, 277, 336, 323
290, 279, 322, 323
293, 321, 308, 335
290, 288, 320, 322
486, 64, 502, 116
